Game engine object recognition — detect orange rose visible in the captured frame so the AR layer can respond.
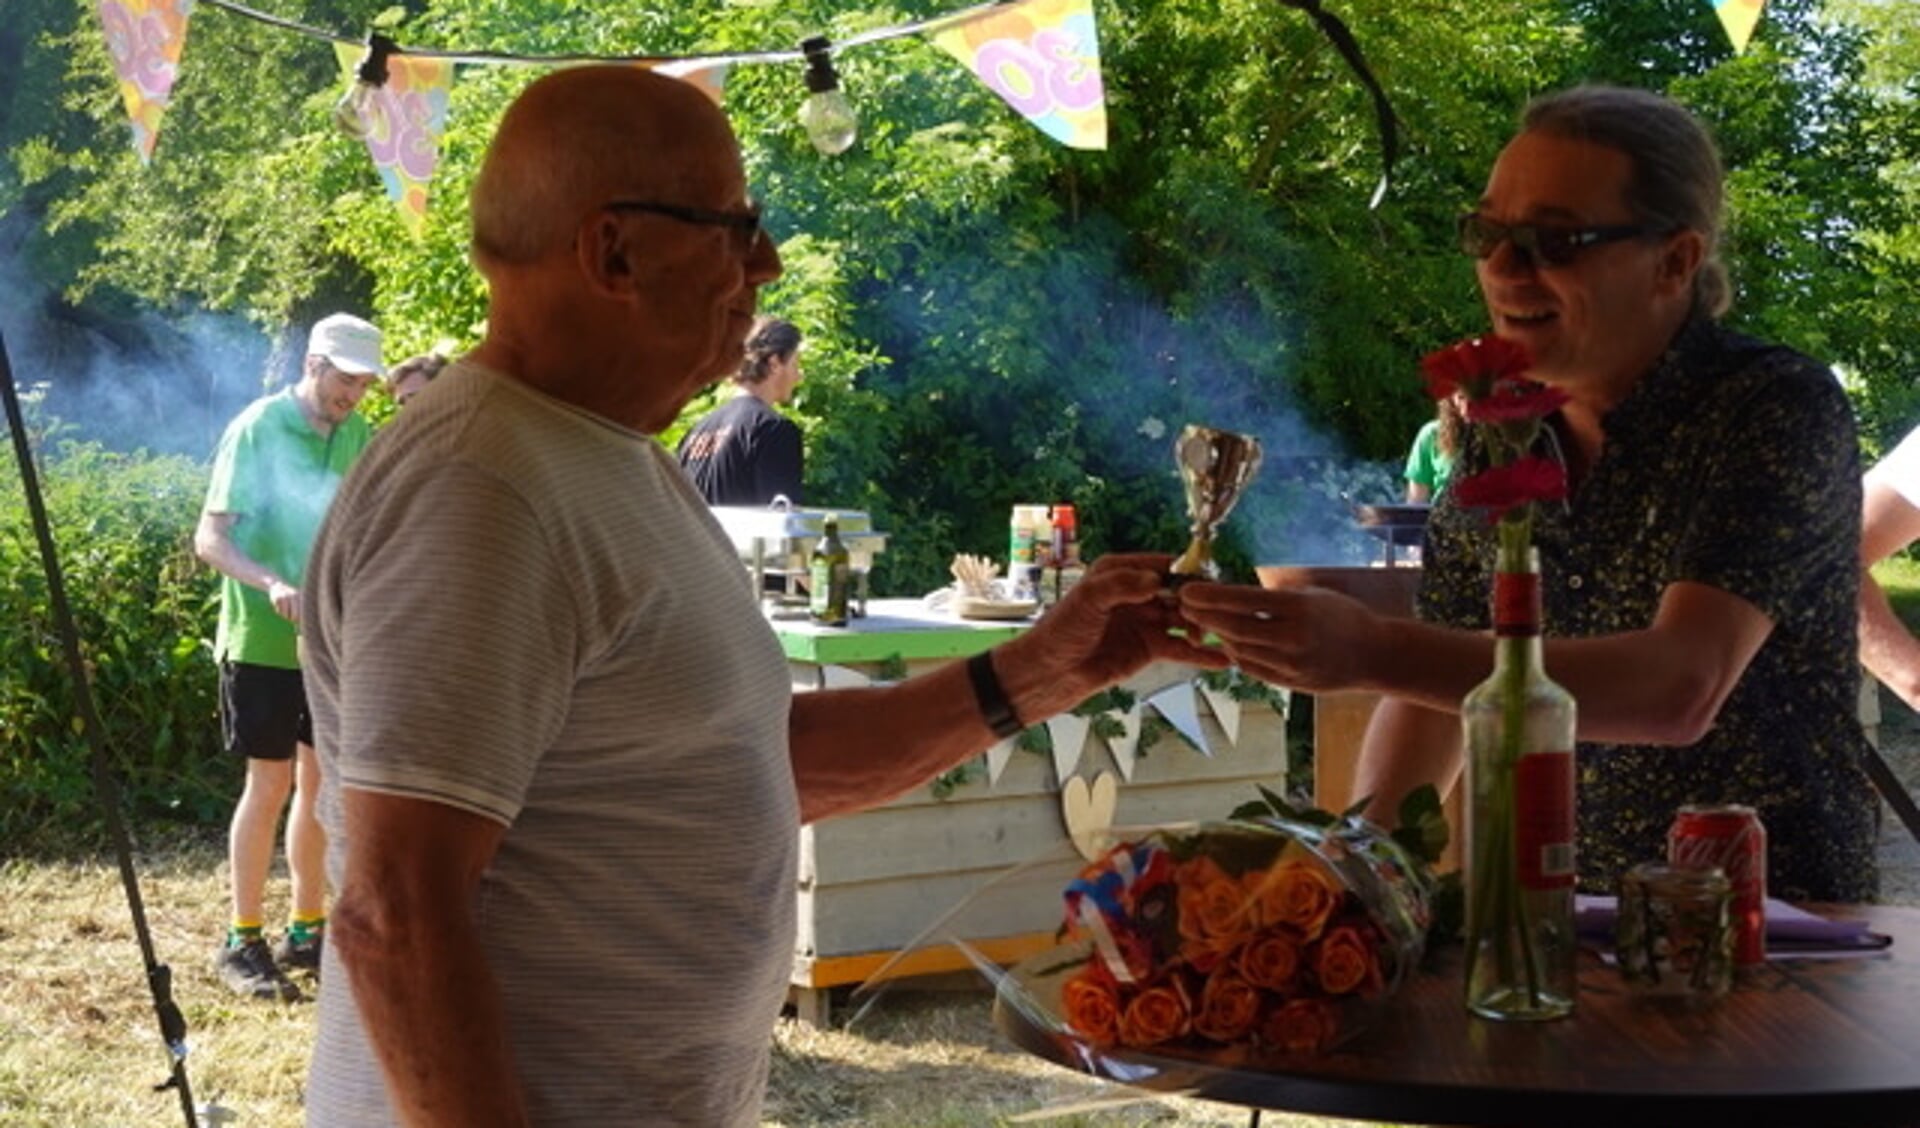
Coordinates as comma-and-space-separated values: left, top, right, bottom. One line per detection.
1313, 924, 1381, 996
1192, 971, 1262, 1044
1262, 997, 1341, 1055
1246, 857, 1343, 940
1237, 928, 1302, 992
1117, 979, 1192, 1047
1062, 966, 1123, 1044
1178, 857, 1256, 941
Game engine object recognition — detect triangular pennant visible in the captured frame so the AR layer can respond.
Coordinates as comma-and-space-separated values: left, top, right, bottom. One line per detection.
1197, 681, 1243, 747
985, 736, 1016, 785
1047, 712, 1091, 785
1148, 681, 1211, 758
335, 44, 454, 234
817, 664, 872, 690
656, 58, 731, 105
930, 0, 1107, 150
1712, 0, 1765, 54
96, 0, 196, 161
1104, 703, 1142, 781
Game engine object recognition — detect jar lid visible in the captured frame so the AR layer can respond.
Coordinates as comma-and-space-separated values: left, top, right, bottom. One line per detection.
1625, 861, 1730, 895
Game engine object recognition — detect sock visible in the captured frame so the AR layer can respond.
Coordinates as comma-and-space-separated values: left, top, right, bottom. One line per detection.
287, 914, 326, 944
228, 921, 264, 948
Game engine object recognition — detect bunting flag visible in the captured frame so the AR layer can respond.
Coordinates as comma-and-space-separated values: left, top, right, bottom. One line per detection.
1196, 680, 1244, 747
1046, 712, 1092, 784
1148, 681, 1212, 758
334, 44, 455, 233
931, 0, 1107, 150
984, 735, 1016, 785
96, 0, 195, 161
656, 58, 731, 105
1712, 0, 1765, 54
1104, 702, 1143, 781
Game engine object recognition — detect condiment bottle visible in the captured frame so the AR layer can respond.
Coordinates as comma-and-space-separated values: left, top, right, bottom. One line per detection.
809, 514, 850, 626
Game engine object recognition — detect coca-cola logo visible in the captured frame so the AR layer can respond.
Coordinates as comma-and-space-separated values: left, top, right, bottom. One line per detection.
1670, 829, 1762, 888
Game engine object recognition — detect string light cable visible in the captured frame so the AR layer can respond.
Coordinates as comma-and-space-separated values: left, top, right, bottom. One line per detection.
186, 0, 1399, 196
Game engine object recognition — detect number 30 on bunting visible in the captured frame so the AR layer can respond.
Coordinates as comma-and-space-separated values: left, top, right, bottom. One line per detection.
933, 0, 1108, 150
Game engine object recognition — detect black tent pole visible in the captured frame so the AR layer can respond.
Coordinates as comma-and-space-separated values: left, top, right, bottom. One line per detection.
0, 328, 199, 1128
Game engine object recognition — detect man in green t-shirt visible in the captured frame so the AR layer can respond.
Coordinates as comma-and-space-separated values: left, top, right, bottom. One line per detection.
195, 313, 381, 1001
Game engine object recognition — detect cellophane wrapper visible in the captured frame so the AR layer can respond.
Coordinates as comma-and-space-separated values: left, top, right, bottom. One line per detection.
1006, 815, 1430, 1062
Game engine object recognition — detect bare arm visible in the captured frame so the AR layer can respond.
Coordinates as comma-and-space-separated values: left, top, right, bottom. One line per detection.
329, 789, 528, 1128
1352, 697, 1462, 826
789, 554, 1228, 823
1858, 478, 1920, 710
1179, 578, 1771, 747
194, 510, 301, 624
1406, 481, 1432, 503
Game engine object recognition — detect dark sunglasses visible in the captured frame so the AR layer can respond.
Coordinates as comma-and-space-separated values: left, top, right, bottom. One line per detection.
604, 199, 765, 253
1457, 213, 1652, 268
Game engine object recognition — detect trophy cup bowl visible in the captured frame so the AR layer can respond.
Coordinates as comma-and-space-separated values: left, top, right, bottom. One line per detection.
1170, 424, 1263, 579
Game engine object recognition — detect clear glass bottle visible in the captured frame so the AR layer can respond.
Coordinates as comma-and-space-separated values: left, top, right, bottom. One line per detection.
809, 514, 850, 627
1461, 538, 1577, 1021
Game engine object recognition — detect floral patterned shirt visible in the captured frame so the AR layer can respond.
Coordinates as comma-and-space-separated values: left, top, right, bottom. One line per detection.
1420, 318, 1879, 902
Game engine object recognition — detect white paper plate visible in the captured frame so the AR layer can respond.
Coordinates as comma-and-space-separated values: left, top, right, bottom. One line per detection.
954, 595, 1038, 621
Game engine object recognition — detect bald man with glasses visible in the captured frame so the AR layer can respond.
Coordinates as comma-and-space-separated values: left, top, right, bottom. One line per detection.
1179, 84, 1880, 907
299, 66, 1220, 1127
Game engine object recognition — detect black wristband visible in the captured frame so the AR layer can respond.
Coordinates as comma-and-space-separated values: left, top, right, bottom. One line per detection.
967, 650, 1024, 739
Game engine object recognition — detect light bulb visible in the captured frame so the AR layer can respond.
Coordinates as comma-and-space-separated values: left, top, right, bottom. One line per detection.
798, 36, 857, 156
800, 89, 858, 155
334, 81, 374, 140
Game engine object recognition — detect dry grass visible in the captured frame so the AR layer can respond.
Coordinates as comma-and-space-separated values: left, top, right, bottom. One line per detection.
0, 834, 1371, 1127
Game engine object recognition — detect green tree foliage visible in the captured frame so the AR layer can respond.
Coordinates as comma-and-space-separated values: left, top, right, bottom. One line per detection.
16, 0, 1917, 586
0, 409, 228, 850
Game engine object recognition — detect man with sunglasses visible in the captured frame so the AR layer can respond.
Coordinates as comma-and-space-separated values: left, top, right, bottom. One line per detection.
1180, 85, 1878, 906
195, 312, 382, 1002
299, 67, 1220, 1127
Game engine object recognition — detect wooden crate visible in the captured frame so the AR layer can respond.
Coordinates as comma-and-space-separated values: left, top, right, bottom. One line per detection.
789, 657, 1289, 1020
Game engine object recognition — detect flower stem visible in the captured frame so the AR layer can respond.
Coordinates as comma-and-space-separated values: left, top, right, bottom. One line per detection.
1494, 518, 1543, 1007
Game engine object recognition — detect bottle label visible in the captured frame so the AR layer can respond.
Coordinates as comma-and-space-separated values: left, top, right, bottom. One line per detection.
809, 559, 831, 615
1492, 571, 1541, 637
1515, 751, 1575, 890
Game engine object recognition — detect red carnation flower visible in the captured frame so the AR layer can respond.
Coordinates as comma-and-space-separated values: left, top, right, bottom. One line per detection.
1419, 336, 1531, 401
1451, 455, 1568, 520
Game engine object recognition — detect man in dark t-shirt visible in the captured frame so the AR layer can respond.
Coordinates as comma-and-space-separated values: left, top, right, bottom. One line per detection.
677, 317, 803, 505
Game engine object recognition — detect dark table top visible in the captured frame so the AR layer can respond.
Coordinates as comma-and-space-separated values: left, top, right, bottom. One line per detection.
997, 903, 1920, 1128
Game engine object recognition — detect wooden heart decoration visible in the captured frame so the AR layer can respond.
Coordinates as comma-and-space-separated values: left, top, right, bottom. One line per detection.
1061, 770, 1119, 861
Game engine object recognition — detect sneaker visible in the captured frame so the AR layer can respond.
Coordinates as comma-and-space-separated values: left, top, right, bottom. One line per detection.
274, 931, 322, 977
215, 938, 302, 1002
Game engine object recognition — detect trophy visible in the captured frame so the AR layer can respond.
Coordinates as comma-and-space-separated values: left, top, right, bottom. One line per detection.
1170, 424, 1263, 579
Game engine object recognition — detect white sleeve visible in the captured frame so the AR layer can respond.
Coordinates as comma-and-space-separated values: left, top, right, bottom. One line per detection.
1866, 425, 1920, 509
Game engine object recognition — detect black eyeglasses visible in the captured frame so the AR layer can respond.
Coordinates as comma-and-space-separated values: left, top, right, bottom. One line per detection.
604, 199, 765, 253
1457, 213, 1652, 268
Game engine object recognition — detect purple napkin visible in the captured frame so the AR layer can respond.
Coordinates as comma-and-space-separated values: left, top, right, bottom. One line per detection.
1573, 895, 1892, 954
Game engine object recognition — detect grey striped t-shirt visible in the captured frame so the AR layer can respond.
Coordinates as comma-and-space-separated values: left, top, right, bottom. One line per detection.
303, 362, 799, 1125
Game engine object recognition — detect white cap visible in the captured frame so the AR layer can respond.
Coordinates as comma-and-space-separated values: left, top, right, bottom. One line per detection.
306, 313, 385, 376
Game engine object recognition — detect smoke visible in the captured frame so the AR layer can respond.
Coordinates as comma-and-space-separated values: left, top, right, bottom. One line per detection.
862, 208, 1397, 568
0, 254, 276, 461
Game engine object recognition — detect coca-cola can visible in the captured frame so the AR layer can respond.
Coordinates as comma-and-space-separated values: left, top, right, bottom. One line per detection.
1667, 804, 1767, 966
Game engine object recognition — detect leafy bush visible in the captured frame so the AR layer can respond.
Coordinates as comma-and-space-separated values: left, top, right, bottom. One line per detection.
0, 425, 228, 851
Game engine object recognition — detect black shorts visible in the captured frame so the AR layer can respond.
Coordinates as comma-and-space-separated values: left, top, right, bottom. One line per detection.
219, 661, 312, 762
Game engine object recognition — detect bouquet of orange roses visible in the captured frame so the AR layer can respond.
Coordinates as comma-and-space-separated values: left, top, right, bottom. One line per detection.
1038, 792, 1439, 1060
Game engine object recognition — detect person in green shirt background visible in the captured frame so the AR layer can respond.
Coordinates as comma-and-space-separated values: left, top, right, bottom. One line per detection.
193, 312, 382, 1001
1404, 391, 1465, 502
